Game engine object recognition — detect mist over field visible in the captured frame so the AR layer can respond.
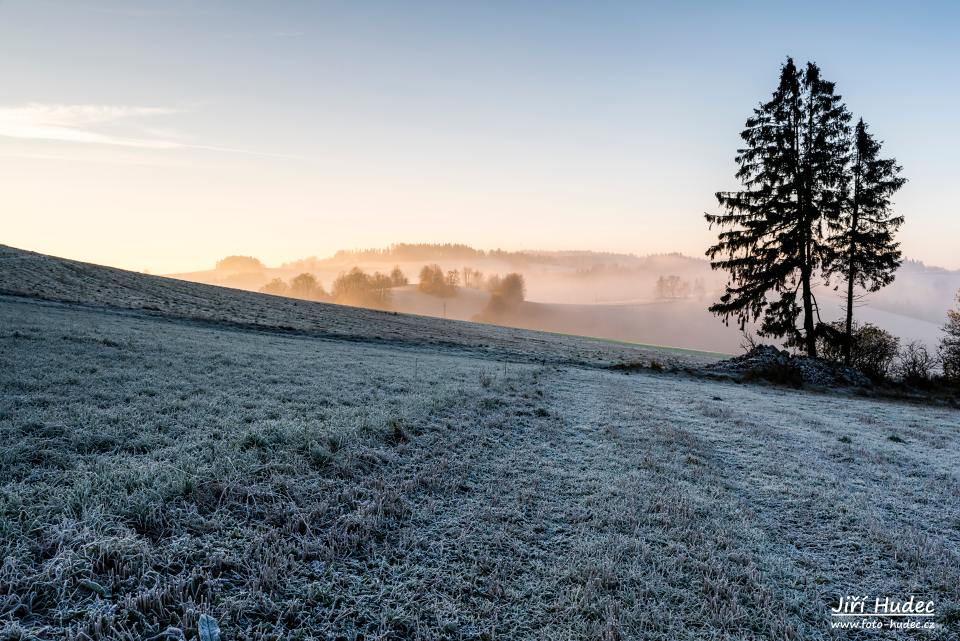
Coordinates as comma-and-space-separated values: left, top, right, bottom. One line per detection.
169, 244, 958, 355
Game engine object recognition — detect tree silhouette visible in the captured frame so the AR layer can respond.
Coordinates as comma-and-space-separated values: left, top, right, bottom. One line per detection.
216, 255, 264, 272
332, 267, 390, 308
707, 58, 851, 356
418, 264, 454, 297
496, 273, 525, 304
259, 278, 289, 296
461, 267, 484, 289
290, 273, 326, 300
370, 271, 394, 302
655, 275, 690, 300
826, 118, 906, 365
476, 272, 526, 320
389, 266, 408, 287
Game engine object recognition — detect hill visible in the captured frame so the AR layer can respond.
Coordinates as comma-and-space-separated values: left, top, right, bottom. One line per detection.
0, 244, 710, 369
168, 245, 717, 307
167, 243, 957, 353
1, 245, 958, 639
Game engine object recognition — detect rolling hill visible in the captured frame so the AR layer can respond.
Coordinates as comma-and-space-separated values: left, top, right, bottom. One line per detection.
166, 244, 957, 354
0, 244, 713, 369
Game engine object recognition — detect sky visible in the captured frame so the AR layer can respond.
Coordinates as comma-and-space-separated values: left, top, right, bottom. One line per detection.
1, 0, 958, 273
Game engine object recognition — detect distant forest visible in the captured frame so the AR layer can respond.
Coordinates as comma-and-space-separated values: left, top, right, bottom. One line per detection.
280, 243, 702, 272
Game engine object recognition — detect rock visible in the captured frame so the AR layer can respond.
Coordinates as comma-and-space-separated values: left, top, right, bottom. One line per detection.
709, 345, 871, 388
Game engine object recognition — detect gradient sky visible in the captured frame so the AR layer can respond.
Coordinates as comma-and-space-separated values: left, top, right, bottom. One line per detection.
2, 0, 958, 273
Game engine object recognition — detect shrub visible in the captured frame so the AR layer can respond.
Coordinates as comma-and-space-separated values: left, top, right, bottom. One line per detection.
817, 321, 899, 381
895, 341, 938, 386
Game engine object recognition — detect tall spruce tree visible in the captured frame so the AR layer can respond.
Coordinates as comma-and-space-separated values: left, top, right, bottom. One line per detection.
706, 58, 850, 356
826, 118, 905, 365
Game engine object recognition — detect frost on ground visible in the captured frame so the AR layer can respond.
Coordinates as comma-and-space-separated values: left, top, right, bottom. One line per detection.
1, 291, 959, 639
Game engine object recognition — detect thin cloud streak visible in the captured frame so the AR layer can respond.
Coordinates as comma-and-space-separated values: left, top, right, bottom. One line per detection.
0, 103, 301, 159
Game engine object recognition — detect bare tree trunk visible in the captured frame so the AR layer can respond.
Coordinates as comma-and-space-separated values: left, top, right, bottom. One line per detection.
799, 170, 818, 359
843, 233, 857, 366
801, 264, 817, 357
843, 262, 855, 365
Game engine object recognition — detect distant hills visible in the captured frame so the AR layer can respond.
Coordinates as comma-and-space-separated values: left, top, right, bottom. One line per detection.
163, 243, 959, 353
170, 244, 716, 301
0, 243, 710, 367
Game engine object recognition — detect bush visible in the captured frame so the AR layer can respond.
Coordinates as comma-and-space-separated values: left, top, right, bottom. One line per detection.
896, 341, 939, 386
817, 321, 899, 381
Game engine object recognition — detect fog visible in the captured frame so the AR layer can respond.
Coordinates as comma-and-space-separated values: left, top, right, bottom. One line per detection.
171, 245, 959, 355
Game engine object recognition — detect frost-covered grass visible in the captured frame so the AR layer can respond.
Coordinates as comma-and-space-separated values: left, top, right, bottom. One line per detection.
0, 298, 545, 638
1, 291, 959, 639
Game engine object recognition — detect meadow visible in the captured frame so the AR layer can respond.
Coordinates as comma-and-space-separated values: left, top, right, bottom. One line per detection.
1, 246, 959, 639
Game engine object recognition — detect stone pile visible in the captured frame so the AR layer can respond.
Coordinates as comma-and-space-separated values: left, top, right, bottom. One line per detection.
709, 345, 871, 387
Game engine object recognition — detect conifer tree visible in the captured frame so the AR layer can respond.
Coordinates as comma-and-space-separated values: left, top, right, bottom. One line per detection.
826, 118, 905, 365
706, 58, 850, 356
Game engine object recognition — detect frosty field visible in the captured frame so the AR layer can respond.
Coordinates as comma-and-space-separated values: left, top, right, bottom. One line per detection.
1, 250, 959, 639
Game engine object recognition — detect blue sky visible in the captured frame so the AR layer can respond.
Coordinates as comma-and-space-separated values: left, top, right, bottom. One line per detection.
1, 0, 957, 272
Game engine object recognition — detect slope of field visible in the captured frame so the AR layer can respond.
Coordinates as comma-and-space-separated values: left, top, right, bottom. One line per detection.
0, 245, 714, 370
2, 247, 959, 639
